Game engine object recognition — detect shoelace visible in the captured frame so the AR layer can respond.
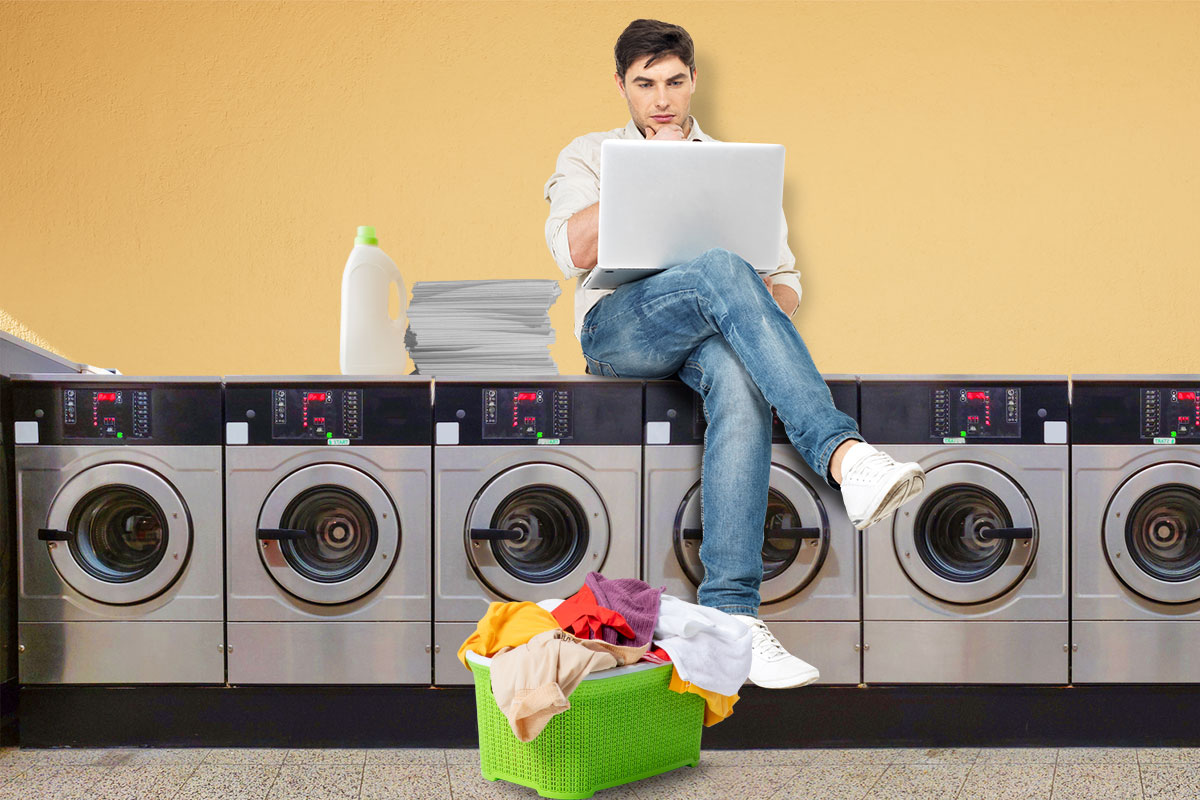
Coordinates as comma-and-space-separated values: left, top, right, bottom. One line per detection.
747, 619, 789, 660
845, 450, 895, 485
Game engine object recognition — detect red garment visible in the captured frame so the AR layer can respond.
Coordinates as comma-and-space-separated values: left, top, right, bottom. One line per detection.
551, 584, 636, 642
642, 647, 672, 664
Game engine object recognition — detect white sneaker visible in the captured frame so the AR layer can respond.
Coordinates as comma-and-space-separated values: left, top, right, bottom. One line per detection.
732, 615, 821, 689
839, 441, 926, 530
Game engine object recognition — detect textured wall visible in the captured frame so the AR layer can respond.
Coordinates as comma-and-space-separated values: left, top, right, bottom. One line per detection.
3, 1, 1199, 376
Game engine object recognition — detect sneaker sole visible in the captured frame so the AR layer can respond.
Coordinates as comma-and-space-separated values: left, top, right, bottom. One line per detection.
852, 468, 926, 530
750, 666, 821, 690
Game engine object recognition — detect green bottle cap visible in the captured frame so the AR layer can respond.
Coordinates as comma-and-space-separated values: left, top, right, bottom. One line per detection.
355, 226, 378, 245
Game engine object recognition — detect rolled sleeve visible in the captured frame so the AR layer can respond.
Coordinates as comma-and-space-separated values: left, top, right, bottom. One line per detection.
769, 209, 802, 318
544, 137, 602, 280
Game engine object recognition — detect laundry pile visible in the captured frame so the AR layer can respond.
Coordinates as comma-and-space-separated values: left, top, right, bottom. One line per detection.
458, 573, 752, 743
405, 280, 560, 377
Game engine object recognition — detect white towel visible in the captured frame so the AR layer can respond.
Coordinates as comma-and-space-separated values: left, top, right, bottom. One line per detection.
652, 594, 753, 695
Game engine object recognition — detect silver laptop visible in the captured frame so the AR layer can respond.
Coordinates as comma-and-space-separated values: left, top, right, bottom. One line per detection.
583, 139, 785, 290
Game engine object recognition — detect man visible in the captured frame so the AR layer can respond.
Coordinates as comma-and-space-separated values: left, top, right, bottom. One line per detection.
544, 19, 925, 689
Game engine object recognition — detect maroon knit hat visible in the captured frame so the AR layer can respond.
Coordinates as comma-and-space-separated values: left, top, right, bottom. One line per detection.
584, 572, 664, 647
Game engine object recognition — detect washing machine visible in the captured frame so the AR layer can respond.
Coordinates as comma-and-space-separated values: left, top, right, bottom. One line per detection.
11, 375, 224, 684
224, 377, 432, 685
642, 376, 862, 684
1071, 376, 1200, 683
432, 378, 642, 685
860, 376, 1070, 684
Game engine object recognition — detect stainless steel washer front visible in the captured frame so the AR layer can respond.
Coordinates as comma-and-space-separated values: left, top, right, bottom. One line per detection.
464, 462, 608, 601
257, 463, 399, 606
893, 461, 1036, 606
43, 463, 191, 606
671, 463, 829, 604
1102, 462, 1200, 605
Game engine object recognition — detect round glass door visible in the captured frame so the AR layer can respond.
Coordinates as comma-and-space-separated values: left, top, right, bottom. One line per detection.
672, 464, 830, 604
257, 464, 399, 605
44, 464, 191, 605
894, 462, 1036, 605
465, 463, 608, 601
1104, 463, 1200, 604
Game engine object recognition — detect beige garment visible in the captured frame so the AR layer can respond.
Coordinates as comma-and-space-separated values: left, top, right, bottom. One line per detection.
489, 629, 649, 742
543, 117, 802, 340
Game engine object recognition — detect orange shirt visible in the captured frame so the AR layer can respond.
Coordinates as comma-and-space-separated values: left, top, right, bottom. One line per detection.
457, 601, 561, 669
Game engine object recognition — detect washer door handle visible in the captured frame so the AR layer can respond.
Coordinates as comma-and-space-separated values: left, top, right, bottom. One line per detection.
469, 528, 525, 541
974, 527, 1033, 540
256, 528, 309, 541
37, 528, 73, 541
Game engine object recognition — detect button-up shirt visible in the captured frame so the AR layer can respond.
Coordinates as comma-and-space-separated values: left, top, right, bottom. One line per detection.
544, 117, 802, 340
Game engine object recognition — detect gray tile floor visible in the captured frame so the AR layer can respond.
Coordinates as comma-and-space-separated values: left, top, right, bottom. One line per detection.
0, 746, 1196, 799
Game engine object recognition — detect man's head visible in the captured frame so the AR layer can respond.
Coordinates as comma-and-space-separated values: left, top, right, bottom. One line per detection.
613, 19, 697, 138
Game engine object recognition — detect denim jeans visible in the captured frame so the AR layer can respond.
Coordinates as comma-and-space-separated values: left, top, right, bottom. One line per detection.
580, 248, 861, 616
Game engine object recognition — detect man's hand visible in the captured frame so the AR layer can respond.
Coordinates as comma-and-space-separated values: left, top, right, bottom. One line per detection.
763, 274, 799, 316
644, 121, 686, 141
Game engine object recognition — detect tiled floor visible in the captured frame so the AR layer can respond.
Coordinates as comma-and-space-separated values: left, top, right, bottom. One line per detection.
0, 746, 1197, 799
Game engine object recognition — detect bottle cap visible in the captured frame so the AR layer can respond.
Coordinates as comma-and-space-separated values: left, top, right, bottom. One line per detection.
355, 226, 378, 245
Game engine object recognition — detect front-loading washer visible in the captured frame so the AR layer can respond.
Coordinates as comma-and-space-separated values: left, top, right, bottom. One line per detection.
1072, 376, 1200, 683
432, 378, 642, 685
224, 377, 432, 685
641, 376, 862, 684
12, 375, 224, 684
860, 376, 1070, 684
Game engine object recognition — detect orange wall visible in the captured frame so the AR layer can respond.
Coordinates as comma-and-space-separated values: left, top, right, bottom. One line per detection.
3, 2, 1199, 376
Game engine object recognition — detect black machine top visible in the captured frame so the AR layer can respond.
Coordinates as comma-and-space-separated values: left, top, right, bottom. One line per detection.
644, 377, 858, 445
859, 377, 1069, 445
433, 378, 642, 446
224, 379, 432, 446
11, 377, 222, 446
1072, 377, 1200, 445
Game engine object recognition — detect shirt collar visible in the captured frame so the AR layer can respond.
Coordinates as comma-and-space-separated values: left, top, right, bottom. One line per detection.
623, 116, 710, 142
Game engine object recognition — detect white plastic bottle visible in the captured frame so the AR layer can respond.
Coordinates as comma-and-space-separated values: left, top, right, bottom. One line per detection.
339, 226, 408, 374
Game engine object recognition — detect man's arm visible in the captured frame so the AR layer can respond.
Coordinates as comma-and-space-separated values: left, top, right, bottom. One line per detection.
545, 136, 601, 279
567, 202, 600, 272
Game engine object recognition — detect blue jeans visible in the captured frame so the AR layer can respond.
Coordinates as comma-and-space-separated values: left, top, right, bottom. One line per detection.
580, 248, 861, 616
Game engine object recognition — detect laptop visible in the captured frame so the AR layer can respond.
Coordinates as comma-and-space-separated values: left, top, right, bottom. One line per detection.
583, 139, 786, 290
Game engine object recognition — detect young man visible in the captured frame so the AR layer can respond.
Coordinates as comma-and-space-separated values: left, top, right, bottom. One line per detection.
544, 19, 925, 689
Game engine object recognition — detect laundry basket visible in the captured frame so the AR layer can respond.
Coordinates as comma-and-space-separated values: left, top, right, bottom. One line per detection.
465, 651, 704, 799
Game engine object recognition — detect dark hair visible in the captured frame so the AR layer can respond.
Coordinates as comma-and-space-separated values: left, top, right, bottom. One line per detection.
614, 19, 696, 82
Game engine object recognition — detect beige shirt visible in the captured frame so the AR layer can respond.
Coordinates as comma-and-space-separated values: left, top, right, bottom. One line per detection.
544, 117, 802, 340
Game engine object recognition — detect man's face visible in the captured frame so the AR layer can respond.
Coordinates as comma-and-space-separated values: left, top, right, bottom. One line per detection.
615, 55, 697, 136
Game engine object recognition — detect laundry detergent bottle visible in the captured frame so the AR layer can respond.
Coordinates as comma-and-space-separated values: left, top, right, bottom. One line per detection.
339, 226, 408, 374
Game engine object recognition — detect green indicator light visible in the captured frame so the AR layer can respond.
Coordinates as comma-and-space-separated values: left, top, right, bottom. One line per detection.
117, 432, 123, 439
1173, 431, 1178, 437
327, 432, 333, 438
537, 432, 543, 438
960, 431, 967, 437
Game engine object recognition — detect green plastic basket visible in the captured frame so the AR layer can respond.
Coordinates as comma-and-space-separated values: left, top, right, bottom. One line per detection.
466, 651, 704, 799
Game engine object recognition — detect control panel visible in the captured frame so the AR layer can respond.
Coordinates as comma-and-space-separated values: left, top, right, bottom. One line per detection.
482, 388, 572, 440
930, 387, 1021, 439
62, 388, 152, 440
271, 388, 364, 441
1141, 388, 1200, 440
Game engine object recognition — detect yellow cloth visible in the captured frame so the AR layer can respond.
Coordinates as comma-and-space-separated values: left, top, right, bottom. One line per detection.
669, 667, 739, 726
457, 601, 561, 669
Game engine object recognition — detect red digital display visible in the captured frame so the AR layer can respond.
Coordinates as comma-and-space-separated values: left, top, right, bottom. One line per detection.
515, 392, 537, 402
1178, 391, 1197, 401
95, 392, 117, 403
306, 393, 327, 403
965, 391, 988, 401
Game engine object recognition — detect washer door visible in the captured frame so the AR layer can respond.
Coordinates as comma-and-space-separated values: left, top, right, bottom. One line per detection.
1104, 463, 1200, 604
465, 463, 608, 600
672, 464, 830, 604
257, 464, 399, 605
894, 462, 1036, 605
44, 463, 190, 605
